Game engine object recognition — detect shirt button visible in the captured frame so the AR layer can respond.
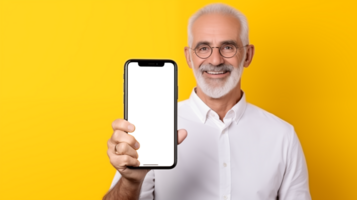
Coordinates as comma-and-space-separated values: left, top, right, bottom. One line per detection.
223, 163, 227, 167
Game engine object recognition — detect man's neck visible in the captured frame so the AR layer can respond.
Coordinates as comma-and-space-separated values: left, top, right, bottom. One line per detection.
195, 83, 243, 121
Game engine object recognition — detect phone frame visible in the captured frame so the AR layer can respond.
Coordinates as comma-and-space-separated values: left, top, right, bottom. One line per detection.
124, 59, 178, 169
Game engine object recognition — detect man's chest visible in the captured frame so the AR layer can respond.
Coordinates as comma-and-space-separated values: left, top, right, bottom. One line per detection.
153, 119, 285, 200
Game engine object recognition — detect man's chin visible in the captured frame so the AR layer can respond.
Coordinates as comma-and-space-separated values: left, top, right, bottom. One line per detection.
203, 78, 229, 90
199, 81, 236, 98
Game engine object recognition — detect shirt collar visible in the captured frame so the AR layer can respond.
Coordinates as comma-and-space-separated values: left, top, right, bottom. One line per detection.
188, 87, 247, 125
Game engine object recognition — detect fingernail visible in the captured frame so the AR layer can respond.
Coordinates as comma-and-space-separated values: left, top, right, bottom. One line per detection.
135, 142, 139, 149
128, 124, 134, 131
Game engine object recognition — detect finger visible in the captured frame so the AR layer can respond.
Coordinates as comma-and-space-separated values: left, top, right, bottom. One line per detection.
109, 154, 141, 169
178, 129, 188, 144
112, 119, 136, 133
114, 142, 139, 159
110, 130, 140, 150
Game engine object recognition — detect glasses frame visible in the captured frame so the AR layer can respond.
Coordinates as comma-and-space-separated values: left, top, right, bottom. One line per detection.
191, 44, 249, 59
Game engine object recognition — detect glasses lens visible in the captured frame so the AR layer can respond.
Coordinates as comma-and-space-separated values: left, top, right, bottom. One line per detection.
195, 44, 211, 58
220, 44, 237, 58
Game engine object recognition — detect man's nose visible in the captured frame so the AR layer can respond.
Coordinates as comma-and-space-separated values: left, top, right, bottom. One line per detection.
207, 47, 224, 66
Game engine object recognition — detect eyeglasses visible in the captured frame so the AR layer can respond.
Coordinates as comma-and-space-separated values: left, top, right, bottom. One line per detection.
191, 44, 249, 59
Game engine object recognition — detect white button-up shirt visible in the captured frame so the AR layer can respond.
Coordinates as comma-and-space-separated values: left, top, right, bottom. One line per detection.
110, 87, 311, 200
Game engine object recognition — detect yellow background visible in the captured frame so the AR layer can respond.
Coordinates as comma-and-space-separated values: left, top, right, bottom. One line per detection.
0, 0, 356, 199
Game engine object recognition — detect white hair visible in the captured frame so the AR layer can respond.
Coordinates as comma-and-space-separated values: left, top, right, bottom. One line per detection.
188, 3, 249, 47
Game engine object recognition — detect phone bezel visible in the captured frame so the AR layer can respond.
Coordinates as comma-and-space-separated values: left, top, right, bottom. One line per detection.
123, 59, 178, 169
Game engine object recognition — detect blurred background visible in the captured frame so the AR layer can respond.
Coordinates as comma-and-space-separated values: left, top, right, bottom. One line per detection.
0, 0, 356, 199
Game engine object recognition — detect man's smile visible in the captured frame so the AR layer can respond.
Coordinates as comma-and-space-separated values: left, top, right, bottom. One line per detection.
203, 70, 230, 78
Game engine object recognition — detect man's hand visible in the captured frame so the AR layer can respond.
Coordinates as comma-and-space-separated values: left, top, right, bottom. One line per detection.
106, 118, 188, 189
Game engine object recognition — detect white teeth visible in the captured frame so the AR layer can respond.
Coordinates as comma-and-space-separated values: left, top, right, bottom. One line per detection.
206, 71, 225, 74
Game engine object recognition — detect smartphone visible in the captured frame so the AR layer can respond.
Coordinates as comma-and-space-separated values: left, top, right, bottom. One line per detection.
124, 59, 178, 169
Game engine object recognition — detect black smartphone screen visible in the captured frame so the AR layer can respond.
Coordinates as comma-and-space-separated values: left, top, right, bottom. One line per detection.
124, 59, 177, 169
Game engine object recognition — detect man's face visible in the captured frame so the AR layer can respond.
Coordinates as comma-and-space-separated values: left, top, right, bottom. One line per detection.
185, 13, 248, 98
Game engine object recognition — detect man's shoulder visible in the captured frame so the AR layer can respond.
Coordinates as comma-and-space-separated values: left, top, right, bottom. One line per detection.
177, 99, 295, 133
177, 99, 200, 123
177, 99, 192, 118
178, 99, 189, 109
244, 102, 294, 132
177, 99, 191, 114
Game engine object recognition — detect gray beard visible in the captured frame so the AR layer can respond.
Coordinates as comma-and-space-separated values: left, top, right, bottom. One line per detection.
191, 57, 245, 99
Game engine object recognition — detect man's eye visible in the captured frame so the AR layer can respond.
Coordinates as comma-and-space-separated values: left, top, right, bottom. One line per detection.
197, 46, 210, 52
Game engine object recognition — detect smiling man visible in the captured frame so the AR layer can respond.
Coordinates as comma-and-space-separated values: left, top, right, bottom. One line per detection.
103, 3, 311, 200
185, 6, 251, 118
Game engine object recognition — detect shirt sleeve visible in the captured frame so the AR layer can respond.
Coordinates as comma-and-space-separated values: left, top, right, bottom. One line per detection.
278, 127, 312, 200
109, 170, 155, 200
109, 171, 121, 190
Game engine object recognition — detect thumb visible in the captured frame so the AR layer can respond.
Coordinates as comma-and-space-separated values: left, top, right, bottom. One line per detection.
177, 129, 188, 144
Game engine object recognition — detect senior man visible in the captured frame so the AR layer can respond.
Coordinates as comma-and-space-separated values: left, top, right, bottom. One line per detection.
103, 3, 311, 200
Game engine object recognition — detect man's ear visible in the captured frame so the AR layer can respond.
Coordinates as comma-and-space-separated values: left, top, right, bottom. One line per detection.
184, 47, 193, 69
243, 44, 255, 68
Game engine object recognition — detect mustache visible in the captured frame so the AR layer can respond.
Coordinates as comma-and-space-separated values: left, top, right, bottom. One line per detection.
198, 63, 234, 73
